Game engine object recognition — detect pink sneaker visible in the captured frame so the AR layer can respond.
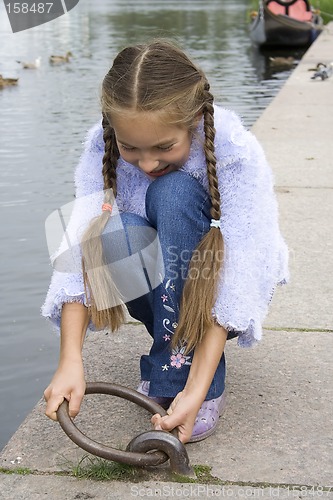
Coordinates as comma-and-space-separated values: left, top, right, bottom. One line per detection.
136, 380, 173, 410
189, 392, 227, 443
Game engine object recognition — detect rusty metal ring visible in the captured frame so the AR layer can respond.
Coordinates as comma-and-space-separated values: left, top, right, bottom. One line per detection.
57, 382, 195, 476
127, 430, 195, 477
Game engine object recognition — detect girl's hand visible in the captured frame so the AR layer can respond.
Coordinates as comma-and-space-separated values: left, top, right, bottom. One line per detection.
153, 323, 228, 443
151, 389, 203, 443
44, 359, 86, 421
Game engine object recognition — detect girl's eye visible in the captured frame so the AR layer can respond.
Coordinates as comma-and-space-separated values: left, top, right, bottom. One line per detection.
158, 145, 173, 151
120, 145, 135, 151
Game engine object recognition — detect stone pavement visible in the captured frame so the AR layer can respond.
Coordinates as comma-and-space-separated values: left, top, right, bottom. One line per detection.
1, 23, 332, 500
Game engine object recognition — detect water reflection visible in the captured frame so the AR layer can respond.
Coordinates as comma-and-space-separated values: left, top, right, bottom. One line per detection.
0, 0, 297, 451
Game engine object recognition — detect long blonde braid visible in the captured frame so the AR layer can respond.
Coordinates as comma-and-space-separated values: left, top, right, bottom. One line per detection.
172, 81, 224, 353
81, 115, 125, 331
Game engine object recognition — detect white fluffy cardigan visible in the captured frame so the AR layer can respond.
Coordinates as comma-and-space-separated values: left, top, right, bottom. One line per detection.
42, 105, 289, 347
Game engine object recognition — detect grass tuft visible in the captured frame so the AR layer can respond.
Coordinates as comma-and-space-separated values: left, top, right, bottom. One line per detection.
0, 467, 32, 475
71, 455, 138, 481
193, 464, 221, 484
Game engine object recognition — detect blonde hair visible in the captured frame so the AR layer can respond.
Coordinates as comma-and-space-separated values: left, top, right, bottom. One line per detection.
81, 39, 223, 353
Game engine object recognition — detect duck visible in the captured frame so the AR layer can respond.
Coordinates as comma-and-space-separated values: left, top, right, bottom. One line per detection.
16, 56, 41, 69
49, 51, 73, 64
269, 56, 296, 67
0, 75, 19, 87
310, 62, 333, 80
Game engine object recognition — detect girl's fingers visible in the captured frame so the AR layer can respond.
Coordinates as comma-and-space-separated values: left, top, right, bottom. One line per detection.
45, 394, 65, 422
176, 428, 190, 444
151, 412, 192, 442
151, 413, 176, 431
154, 414, 178, 432
151, 413, 162, 426
68, 391, 84, 418
151, 413, 164, 430
43, 387, 52, 402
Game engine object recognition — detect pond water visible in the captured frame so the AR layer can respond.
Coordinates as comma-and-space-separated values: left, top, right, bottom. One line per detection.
0, 0, 303, 451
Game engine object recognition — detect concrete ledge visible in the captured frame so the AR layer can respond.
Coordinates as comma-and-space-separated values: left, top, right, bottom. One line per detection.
252, 24, 333, 189
1, 326, 332, 487
267, 187, 333, 329
3, 475, 331, 500
257, 23, 333, 331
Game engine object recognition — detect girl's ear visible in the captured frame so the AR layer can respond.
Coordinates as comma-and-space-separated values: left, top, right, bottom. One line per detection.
193, 112, 203, 128
194, 111, 203, 127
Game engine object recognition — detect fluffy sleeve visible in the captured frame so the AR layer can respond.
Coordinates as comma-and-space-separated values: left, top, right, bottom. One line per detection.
212, 110, 289, 347
41, 122, 106, 328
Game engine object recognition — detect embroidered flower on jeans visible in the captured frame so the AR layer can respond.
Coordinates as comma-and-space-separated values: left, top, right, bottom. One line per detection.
170, 345, 192, 369
163, 334, 171, 342
170, 353, 186, 369
161, 294, 168, 302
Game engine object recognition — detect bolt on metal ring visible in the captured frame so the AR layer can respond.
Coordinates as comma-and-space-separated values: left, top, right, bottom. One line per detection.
56, 382, 195, 477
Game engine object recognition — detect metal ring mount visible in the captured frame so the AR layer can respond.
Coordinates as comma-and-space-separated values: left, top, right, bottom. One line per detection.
57, 382, 195, 477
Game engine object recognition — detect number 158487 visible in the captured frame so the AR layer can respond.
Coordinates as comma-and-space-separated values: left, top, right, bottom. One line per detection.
5, 3, 54, 14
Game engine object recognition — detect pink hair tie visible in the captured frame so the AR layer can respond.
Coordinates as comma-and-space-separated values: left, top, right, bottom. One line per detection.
102, 203, 113, 213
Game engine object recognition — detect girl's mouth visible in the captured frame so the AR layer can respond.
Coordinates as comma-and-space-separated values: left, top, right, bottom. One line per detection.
148, 165, 176, 177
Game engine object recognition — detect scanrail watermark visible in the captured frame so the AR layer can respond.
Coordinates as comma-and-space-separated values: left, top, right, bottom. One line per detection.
129, 484, 333, 498
44, 191, 165, 308
3, 0, 80, 33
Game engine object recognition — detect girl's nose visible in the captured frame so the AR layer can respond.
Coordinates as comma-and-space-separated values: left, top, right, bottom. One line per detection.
138, 158, 159, 172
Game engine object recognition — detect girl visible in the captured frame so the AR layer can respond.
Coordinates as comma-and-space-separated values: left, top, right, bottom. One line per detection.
43, 40, 288, 444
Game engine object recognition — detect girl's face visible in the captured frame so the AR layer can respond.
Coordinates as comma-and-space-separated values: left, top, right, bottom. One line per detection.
111, 112, 193, 178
